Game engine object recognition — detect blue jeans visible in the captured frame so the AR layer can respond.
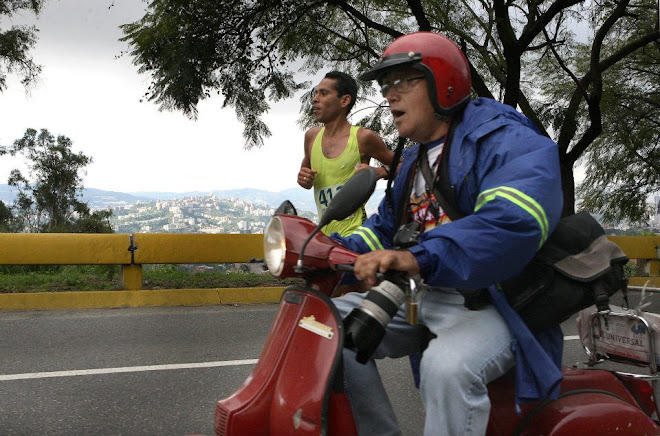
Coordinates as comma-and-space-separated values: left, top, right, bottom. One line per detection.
334, 289, 514, 436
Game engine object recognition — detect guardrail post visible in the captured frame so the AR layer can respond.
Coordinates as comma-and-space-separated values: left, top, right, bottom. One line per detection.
122, 264, 143, 290
639, 259, 649, 277
650, 260, 660, 277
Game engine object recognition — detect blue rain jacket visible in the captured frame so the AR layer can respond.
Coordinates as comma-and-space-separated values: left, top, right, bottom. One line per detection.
333, 97, 564, 406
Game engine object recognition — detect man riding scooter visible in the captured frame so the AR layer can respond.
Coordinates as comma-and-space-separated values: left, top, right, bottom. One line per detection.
330, 31, 564, 436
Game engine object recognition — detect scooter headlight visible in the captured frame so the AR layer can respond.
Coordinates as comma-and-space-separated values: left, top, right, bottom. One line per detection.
264, 216, 286, 276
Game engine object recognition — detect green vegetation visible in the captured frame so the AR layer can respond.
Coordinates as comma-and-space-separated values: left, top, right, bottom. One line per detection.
0, 265, 301, 293
624, 261, 638, 278
0, 266, 122, 292
0, 128, 113, 233
0, 258, 646, 293
0, 259, 642, 293
141, 265, 302, 290
0, 0, 44, 93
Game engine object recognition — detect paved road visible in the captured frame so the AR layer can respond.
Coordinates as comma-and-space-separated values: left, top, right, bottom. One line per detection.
0, 290, 655, 435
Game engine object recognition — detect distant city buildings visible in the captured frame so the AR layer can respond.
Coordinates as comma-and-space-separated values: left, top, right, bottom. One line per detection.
109, 194, 315, 234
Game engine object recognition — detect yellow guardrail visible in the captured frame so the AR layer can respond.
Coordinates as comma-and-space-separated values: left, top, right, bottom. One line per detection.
0, 233, 264, 290
0, 234, 658, 311
0, 233, 133, 265
0, 233, 273, 310
0, 234, 658, 288
608, 236, 660, 288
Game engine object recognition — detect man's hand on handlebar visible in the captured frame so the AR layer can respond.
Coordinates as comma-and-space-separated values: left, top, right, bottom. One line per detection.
353, 249, 420, 287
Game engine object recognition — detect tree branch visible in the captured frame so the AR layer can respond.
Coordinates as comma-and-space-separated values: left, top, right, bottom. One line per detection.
559, 0, 656, 160
518, 0, 583, 47
492, 0, 522, 106
405, 0, 432, 31
565, 29, 659, 162
330, 1, 403, 38
633, 149, 660, 173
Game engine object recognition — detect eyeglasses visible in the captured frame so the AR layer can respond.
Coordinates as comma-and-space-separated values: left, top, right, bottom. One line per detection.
379, 76, 425, 97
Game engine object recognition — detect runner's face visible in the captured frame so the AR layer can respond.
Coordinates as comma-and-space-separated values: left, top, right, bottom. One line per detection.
311, 78, 348, 123
380, 68, 446, 143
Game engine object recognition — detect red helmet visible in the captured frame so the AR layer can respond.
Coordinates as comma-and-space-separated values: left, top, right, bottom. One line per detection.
360, 32, 471, 115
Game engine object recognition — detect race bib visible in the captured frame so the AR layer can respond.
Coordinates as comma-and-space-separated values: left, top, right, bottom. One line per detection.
315, 184, 343, 217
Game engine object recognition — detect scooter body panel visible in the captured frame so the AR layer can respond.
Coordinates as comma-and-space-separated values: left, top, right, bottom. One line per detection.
215, 288, 303, 435
487, 366, 660, 435
215, 286, 357, 436
522, 396, 660, 435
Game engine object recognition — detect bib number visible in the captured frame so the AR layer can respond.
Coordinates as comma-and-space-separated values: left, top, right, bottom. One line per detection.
316, 184, 343, 215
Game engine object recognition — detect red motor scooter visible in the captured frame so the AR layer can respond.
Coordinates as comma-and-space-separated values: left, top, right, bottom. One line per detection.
214, 168, 660, 435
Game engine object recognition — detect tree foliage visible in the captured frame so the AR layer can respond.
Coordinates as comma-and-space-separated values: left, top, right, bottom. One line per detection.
120, 0, 660, 217
0, 200, 18, 231
0, 0, 44, 92
0, 128, 113, 233
576, 38, 660, 223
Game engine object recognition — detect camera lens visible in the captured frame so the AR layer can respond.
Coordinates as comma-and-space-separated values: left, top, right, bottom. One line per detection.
343, 280, 406, 364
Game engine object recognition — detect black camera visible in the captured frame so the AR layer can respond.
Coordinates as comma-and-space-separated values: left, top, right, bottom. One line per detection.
343, 223, 420, 364
343, 273, 407, 364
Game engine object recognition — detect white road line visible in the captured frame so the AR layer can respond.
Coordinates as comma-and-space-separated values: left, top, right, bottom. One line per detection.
3, 338, 583, 382
0, 359, 259, 381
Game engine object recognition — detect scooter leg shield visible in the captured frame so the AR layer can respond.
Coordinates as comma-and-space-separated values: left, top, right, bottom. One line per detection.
215, 286, 356, 435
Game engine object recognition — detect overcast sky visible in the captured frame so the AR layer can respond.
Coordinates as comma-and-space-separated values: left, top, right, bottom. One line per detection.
0, 0, 317, 194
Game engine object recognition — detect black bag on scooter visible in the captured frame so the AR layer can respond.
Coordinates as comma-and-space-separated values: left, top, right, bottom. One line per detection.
499, 211, 629, 333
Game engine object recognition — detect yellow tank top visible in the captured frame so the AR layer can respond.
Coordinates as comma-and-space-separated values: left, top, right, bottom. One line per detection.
310, 125, 366, 236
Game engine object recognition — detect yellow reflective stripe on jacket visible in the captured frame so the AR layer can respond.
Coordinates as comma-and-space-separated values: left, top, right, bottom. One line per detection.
475, 186, 549, 246
354, 226, 384, 251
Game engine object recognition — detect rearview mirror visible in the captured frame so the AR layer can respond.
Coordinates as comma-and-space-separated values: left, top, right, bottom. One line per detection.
274, 200, 297, 216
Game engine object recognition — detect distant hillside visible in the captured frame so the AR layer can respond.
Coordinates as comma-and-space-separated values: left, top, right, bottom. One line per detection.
130, 186, 385, 215
213, 187, 316, 211
0, 184, 385, 216
127, 190, 210, 200
129, 187, 317, 211
0, 185, 153, 209
83, 188, 154, 209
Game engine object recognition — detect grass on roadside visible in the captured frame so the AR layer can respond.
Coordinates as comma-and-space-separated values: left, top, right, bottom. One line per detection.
0, 265, 302, 293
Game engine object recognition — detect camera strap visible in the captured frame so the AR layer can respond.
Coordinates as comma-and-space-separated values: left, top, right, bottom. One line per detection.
386, 136, 407, 224
417, 121, 488, 310
416, 123, 465, 222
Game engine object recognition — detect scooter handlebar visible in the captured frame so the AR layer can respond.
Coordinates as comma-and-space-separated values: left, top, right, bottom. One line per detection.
335, 264, 385, 281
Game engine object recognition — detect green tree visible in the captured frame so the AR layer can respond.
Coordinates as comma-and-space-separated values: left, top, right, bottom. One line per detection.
0, 200, 18, 231
120, 0, 660, 217
0, 0, 44, 92
575, 40, 660, 223
0, 128, 113, 233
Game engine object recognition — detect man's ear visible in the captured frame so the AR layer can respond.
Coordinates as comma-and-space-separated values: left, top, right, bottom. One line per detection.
340, 94, 352, 109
